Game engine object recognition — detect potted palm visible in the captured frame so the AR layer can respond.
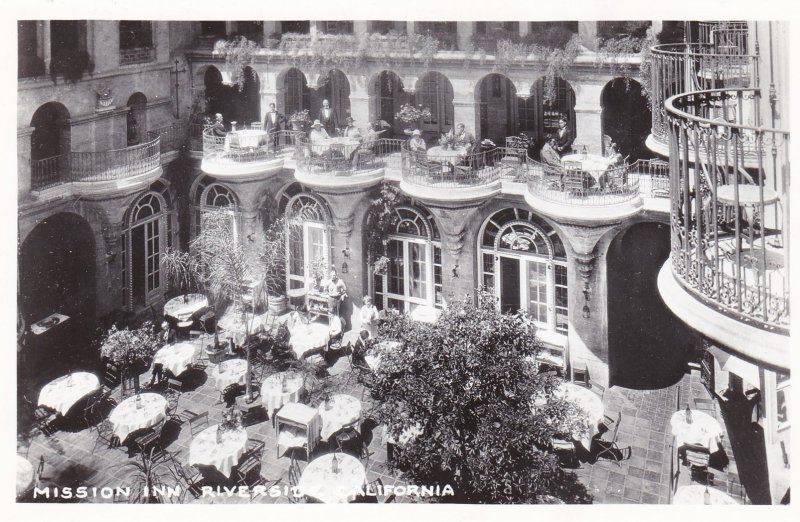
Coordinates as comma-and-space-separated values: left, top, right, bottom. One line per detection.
260, 216, 295, 316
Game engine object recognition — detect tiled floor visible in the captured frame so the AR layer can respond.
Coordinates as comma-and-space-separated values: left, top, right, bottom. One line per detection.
18, 335, 749, 505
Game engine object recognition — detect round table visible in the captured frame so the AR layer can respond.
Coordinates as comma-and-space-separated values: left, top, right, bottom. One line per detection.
427, 146, 468, 166
261, 372, 304, 414
297, 453, 367, 504
108, 393, 168, 441
218, 314, 263, 347
318, 394, 362, 440
211, 359, 249, 391
290, 322, 330, 359
554, 382, 605, 448
673, 485, 739, 505
17, 456, 34, 499
188, 424, 249, 478
38, 372, 100, 416
311, 137, 361, 158
153, 342, 201, 377
670, 409, 722, 450
164, 294, 209, 322
228, 129, 267, 149
715, 184, 780, 206
561, 153, 616, 183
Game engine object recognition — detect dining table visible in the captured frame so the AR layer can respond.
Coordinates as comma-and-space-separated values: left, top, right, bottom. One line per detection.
552, 382, 605, 449
311, 137, 361, 158
672, 485, 739, 505
108, 393, 168, 441
670, 409, 723, 451
210, 358, 249, 392
38, 371, 100, 416
561, 153, 616, 184
163, 294, 209, 322
153, 342, 201, 377
17, 456, 34, 499
427, 146, 468, 166
188, 424, 249, 478
261, 371, 305, 415
297, 453, 367, 504
227, 129, 268, 149
318, 394, 362, 440
289, 322, 331, 359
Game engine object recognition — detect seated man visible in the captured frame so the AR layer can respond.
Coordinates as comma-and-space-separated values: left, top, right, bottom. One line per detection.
343, 117, 362, 140
540, 136, 562, 168
408, 129, 426, 152
212, 113, 226, 137
450, 123, 475, 148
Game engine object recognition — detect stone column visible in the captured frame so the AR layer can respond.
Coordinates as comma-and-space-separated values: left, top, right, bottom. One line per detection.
578, 21, 599, 51
406, 21, 416, 35
518, 22, 530, 39
310, 21, 320, 37
263, 21, 280, 44
38, 20, 51, 72
349, 79, 371, 129
17, 127, 34, 200
573, 81, 604, 154
353, 21, 368, 36
456, 22, 474, 52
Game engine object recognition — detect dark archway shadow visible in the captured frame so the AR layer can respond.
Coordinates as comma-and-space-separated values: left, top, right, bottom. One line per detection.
607, 222, 696, 389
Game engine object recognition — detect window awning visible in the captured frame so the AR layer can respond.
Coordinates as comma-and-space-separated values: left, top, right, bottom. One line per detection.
706, 345, 761, 389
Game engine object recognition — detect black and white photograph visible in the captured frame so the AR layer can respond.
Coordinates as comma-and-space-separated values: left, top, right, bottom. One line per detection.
7, 0, 794, 514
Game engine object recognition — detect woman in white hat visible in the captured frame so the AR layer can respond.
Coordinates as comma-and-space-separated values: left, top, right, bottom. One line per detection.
409, 129, 426, 152
309, 119, 330, 144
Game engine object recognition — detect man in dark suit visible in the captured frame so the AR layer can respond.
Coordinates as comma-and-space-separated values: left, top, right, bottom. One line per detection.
263, 103, 286, 148
211, 113, 226, 137
554, 117, 574, 156
318, 99, 338, 136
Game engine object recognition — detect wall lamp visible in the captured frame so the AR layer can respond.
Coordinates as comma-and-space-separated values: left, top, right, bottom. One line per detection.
341, 261, 349, 274
452, 263, 459, 278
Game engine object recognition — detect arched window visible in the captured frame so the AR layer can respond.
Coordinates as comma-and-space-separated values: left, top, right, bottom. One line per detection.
416, 72, 454, 135
122, 189, 171, 309
479, 208, 568, 334
285, 193, 332, 293
193, 182, 238, 240
372, 206, 443, 313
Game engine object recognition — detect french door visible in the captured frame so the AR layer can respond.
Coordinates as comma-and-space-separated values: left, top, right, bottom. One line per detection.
496, 253, 553, 330
288, 221, 329, 292
382, 237, 434, 313
129, 216, 163, 309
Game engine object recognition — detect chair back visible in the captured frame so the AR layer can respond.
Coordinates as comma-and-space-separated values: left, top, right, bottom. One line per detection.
588, 380, 606, 397
188, 411, 209, 435
610, 412, 623, 442
251, 122, 262, 130
686, 447, 710, 469
693, 397, 715, 410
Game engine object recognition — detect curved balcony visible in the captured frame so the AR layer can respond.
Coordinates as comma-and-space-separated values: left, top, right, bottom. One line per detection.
663, 88, 789, 338
648, 43, 757, 155
200, 126, 289, 180
398, 145, 521, 203
30, 135, 162, 198
293, 136, 403, 192
523, 155, 644, 221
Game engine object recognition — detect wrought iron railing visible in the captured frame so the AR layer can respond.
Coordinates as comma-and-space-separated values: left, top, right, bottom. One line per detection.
649, 43, 758, 148
401, 144, 525, 188
295, 136, 404, 174
189, 123, 206, 152
148, 122, 188, 154
525, 155, 642, 206
202, 126, 273, 163
665, 88, 789, 332
30, 136, 162, 189
636, 158, 671, 198
695, 21, 749, 55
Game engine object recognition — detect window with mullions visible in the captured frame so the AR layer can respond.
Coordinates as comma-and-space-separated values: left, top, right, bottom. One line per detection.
321, 21, 353, 35
195, 183, 237, 241
416, 72, 454, 133
119, 21, 152, 49
285, 194, 331, 293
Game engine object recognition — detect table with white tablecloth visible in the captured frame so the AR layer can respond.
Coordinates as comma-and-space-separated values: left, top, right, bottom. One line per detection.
210, 359, 248, 391
163, 294, 209, 322
561, 153, 616, 184
290, 322, 330, 359
311, 137, 361, 158
554, 382, 605, 449
217, 313, 264, 347
227, 129, 268, 149
17, 456, 34, 499
38, 372, 100, 416
670, 410, 722, 451
318, 394, 362, 440
188, 424, 249, 478
673, 485, 739, 505
427, 146, 468, 166
108, 393, 168, 441
153, 342, 201, 377
261, 372, 304, 415
297, 453, 366, 504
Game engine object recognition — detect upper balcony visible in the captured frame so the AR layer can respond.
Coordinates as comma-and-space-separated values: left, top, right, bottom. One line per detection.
30, 134, 162, 199
648, 42, 757, 156
200, 125, 288, 180
661, 87, 789, 357
293, 136, 403, 192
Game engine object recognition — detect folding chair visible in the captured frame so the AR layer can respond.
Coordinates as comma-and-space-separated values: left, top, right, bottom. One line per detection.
173, 462, 204, 499
235, 454, 267, 488
595, 412, 630, 466
23, 395, 58, 436
287, 456, 303, 503
245, 436, 266, 460
93, 419, 121, 452
588, 380, 606, 401
552, 438, 579, 468
685, 446, 711, 483
186, 411, 209, 436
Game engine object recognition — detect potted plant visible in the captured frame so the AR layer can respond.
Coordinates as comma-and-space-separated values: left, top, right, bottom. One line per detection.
308, 257, 329, 292
288, 109, 311, 132
99, 322, 161, 386
212, 35, 259, 89
260, 216, 294, 316
395, 103, 432, 133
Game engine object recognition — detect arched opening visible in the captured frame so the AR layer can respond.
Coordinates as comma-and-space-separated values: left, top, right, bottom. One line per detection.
477, 73, 518, 145
370, 70, 408, 138
478, 208, 568, 335
30, 102, 70, 161
203, 65, 225, 118
606, 222, 695, 389
519, 77, 576, 148
415, 72, 454, 138
240, 66, 261, 127
310, 69, 351, 133
192, 179, 238, 240
282, 68, 311, 119
600, 78, 653, 162
284, 193, 332, 294
126, 92, 148, 146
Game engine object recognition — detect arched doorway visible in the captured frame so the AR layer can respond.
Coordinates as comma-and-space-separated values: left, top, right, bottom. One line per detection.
30, 102, 70, 182
203, 65, 225, 118
478, 208, 568, 335
477, 73, 518, 145
282, 68, 310, 118
192, 179, 238, 240
601, 78, 652, 162
126, 92, 147, 146
284, 192, 332, 294
519, 77, 576, 147
606, 222, 694, 389
240, 66, 261, 126
415, 72, 454, 137
370, 71, 407, 137
311, 69, 351, 124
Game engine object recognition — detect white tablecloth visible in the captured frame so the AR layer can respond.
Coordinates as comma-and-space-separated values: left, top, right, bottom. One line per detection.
153, 342, 201, 377
188, 424, 248, 478
31, 313, 70, 335
670, 410, 722, 450
427, 146, 468, 166
673, 485, 739, 505
38, 372, 100, 416
164, 294, 209, 322
290, 322, 330, 359
364, 341, 403, 371
211, 359, 248, 391
218, 313, 264, 346
261, 372, 304, 414
17, 456, 34, 498
409, 305, 441, 324
318, 394, 362, 440
311, 137, 361, 158
554, 383, 605, 448
297, 453, 366, 504
561, 153, 615, 183
228, 129, 267, 149
108, 393, 168, 441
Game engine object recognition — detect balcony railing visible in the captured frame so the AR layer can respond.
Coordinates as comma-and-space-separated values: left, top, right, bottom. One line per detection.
695, 21, 749, 54
148, 122, 188, 154
30, 135, 162, 189
525, 156, 642, 206
649, 43, 758, 148
295, 136, 404, 174
665, 88, 789, 332
189, 123, 206, 152
401, 145, 524, 189
202, 126, 303, 164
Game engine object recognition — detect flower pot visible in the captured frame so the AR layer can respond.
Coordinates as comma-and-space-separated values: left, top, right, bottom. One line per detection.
268, 295, 288, 316
291, 122, 305, 132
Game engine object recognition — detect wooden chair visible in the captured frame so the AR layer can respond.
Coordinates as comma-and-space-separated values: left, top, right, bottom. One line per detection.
235, 455, 267, 488
186, 411, 209, 436
93, 419, 121, 452
552, 438, 579, 468
288, 456, 303, 503
685, 446, 711, 483
245, 436, 266, 460
571, 361, 589, 387
220, 383, 243, 405
588, 380, 606, 401
354, 478, 393, 503
595, 412, 628, 466
23, 395, 58, 436
161, 388, 181, 420
173, 462, 203, 499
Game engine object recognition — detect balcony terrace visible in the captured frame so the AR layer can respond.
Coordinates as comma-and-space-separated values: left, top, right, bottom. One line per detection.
200, 126, 292, 179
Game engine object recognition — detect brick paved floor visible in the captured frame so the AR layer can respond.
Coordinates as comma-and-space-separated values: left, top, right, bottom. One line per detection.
18, 335, 750, 505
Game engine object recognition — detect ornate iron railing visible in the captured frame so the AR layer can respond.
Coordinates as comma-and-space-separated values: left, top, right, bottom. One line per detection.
30, 155, 64, 190
202, 126, 274, 163
649, 43, 758, 148
401, 144, 524, 188
695, 21, 749, 55
189, 123, 206, 152
295, 135, 404, 174
665, 88, 789, 332
148, 122, 188, 154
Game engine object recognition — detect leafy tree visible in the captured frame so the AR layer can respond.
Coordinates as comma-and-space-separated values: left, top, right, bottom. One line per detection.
365, 292, 592, 503
99, 321, 161, 377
